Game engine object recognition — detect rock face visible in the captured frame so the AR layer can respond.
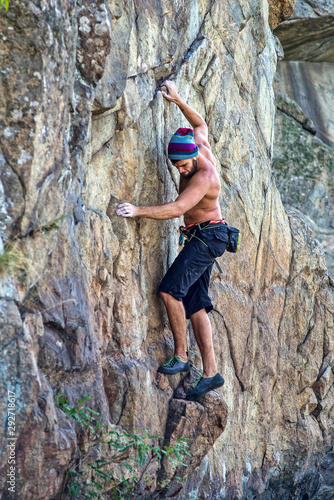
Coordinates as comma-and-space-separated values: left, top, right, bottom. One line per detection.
273, 0, 334, 151
1, 1, 334, 500
273, 89, 334, 277
277, 62, 334, 148
273, 1, 334, 278
274, 1, 334, 62
268, 0, 297, 30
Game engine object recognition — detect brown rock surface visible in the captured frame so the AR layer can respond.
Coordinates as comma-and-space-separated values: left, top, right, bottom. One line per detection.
0, 1, 333, 500
160, 369, 228, 487
277, 61, 334, 148
268, 0, 297, 30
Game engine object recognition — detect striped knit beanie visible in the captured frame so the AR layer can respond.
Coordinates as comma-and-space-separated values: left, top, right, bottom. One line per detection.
168, 128, 199, 161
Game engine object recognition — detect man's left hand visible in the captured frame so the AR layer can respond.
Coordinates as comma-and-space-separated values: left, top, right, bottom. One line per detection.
116, 202, 137, 218
160, 80, 179, 103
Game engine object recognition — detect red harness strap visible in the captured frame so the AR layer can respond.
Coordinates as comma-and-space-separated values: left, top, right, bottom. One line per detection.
183, 219, 226, 230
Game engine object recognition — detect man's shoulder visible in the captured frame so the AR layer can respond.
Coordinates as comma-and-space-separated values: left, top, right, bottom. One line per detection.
191, 168, 211, 183
192, 163, 217, 187
198, 149, 217, 170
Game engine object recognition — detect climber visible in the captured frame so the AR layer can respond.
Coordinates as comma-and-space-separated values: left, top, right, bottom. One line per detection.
116, 80, 227, 401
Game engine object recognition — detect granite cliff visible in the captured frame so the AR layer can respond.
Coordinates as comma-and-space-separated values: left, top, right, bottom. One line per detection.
273, 0, 334, 277
0, 0, 334, 499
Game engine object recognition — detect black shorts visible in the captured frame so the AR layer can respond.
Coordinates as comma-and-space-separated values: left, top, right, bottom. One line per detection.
158, 222, 228, 318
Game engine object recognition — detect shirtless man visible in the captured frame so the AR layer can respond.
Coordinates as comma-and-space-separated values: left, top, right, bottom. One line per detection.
116, 81, 228, 400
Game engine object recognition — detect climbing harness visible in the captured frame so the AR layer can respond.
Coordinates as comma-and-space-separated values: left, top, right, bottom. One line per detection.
179, 219, 241, 272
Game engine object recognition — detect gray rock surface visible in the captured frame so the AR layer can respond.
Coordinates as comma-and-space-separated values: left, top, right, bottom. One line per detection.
273, 90, 334, 276
277, 61, 334, 148
273, 1, 334, 280
293, 0, 334, 19
274, 15, 334, 62
0, 1, 334, 500
274, 0, 334, 63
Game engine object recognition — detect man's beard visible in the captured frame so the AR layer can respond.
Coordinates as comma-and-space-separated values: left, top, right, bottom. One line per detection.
181, 158, 198, 178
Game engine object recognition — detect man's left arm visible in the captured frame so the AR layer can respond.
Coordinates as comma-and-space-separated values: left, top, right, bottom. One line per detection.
160, 80, 211, 150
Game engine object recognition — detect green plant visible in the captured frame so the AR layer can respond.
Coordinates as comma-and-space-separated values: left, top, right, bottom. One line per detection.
0, 0, 9, 12
25, 213, 71, 237
0, 240, 29, 277
55, 393, 191, 499
38, 213, 70, 233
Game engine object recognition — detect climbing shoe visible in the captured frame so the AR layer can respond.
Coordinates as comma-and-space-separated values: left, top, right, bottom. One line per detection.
186, 373, 224, 401
157, 355, 190, 375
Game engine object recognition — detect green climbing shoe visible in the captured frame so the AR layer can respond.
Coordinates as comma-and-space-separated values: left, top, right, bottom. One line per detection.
186, 373, 224, 401
158, 355, 190, 375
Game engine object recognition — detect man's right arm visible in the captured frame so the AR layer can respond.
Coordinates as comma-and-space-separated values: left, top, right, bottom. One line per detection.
116, 171, 210, 220
117, 200, 183, 219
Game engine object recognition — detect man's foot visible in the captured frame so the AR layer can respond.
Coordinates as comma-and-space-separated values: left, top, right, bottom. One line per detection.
158, 355, 190, 375
186, 373, 224, 401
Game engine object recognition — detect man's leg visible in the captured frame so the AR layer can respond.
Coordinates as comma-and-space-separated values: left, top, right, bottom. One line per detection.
183, 268, 224, 400
189, 308, 217, 377
158, 237, 213, 369
157, 233, 217, 373
159, 291, 187, 362
186, 307, 224, 401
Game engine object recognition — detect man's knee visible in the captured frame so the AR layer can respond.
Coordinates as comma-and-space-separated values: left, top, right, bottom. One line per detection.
159, 291, 180, 305
159, 290, 169, 303
189, 307, 207, 319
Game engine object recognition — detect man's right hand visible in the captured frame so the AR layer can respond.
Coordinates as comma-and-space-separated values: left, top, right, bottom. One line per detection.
160, 80, 180, 103
116, 202, 138, 218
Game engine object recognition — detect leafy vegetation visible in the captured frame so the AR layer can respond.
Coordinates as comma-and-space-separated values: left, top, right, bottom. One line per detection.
0, 0, 9, 12
35, 213, 70, 234
55, 393, 191, 499
0, 240, 29, 277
